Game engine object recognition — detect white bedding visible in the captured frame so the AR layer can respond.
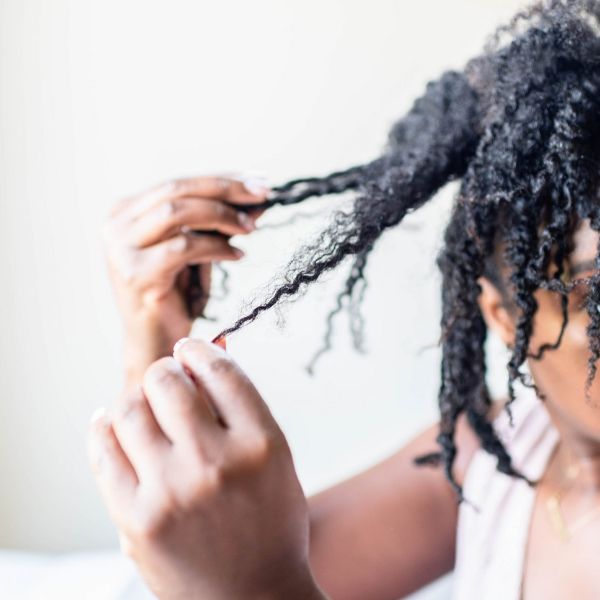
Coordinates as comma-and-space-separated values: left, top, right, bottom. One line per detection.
0, 550, 156, 600
0, 550, 451, 600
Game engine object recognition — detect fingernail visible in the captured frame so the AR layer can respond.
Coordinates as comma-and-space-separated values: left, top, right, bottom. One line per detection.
173, 337, 192, 354
241, 176, 270, 197
118, 532, 133, 556
233, 247, 245, 259
212, 335, 227, 350
90, 406, 106, 424
238, 211, 256, 232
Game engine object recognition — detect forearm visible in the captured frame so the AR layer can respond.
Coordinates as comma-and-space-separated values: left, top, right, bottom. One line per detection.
305, 422, 464, 600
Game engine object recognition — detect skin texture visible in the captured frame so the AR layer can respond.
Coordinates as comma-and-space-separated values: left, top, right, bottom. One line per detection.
304, 417, 481, 599
102, 175, 268, 384
88, 339, 326, 600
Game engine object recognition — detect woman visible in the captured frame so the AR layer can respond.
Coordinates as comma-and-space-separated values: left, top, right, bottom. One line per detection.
88, 1, 600, 598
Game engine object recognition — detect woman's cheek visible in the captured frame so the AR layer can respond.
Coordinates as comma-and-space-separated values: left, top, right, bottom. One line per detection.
564, 313, 591, 349
529, 310, 587, 383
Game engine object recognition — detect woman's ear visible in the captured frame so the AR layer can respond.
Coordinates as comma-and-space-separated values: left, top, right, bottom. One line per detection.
476, 276, 516, 350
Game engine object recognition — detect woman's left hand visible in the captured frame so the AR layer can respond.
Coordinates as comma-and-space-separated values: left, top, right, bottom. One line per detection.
87, 338, 325, 600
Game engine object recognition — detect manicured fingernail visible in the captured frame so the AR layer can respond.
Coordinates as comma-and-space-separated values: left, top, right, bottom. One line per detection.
233, 247, 245, 259
212, 335, 227, 350
90, 406, 106, 424
238, 211, 256, 232
241, 176, 270, 197
173, 337, 192, 354
118, 532, 133, 556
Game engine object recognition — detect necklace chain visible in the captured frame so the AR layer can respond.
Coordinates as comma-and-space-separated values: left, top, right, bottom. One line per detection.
545, 448, 600, 542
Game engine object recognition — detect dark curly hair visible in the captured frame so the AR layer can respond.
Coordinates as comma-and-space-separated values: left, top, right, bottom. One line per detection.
208, 0, 600, 501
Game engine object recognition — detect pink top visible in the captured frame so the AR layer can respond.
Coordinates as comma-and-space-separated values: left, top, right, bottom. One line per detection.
452, 384, 560, 600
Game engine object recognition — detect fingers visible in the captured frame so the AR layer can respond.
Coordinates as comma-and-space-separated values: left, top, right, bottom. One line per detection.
103, 175, 268, 301
142, 357, 224, 450
173, 338, 272, 431
163, 175, 271, 206
115, 175, 270, 221
138, 233, 243, 284
245, 207, 267, 221
129, 198, 257, 248
112, 386, 172, 482
87, 408, 138, 521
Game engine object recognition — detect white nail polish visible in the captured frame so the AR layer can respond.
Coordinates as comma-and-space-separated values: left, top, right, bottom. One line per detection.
173, 337, 191, 354
238, 211, 256, 231
241, 176, 270, 196
90, 406, 106, 424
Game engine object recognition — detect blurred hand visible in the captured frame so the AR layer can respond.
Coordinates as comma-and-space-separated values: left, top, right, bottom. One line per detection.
88, 338, 325, 600
102, 176, 268, 384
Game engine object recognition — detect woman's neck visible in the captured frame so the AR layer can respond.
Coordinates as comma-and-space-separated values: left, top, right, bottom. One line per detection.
545, 407, 600, 492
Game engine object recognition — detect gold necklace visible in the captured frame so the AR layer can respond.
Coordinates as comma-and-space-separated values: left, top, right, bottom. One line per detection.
545, 453, 600, 542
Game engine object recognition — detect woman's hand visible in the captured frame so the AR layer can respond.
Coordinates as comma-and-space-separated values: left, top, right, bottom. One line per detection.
102, 176, 269, 385
87, 338, 326, 600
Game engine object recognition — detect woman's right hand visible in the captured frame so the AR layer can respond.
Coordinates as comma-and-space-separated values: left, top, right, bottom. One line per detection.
102, 175, 269, 386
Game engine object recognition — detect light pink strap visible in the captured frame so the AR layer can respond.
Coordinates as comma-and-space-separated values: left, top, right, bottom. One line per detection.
451, 385, 559, 600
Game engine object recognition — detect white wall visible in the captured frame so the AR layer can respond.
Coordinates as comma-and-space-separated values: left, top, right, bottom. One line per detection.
0, 0, 524, 588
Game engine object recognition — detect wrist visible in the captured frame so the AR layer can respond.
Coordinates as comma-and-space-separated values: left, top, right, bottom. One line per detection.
122, 321, 191, 386
253, 566, 327, 600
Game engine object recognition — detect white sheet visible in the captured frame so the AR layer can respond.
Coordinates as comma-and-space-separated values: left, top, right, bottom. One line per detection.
0, 550, 156, 600
0, 550, 452, 599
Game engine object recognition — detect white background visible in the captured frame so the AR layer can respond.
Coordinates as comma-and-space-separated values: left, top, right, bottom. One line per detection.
0, 0, 524, 596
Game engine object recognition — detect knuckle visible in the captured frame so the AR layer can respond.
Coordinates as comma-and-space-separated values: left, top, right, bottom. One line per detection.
243, 431, 278, 467
215, 202, 230, 220
205, 357, 236, 378
251, 433, 274, 461
115, 397, 145, 426
130, 491, 177, 540
188, 463, 224, 500
130, 511, 164, 541
117, 384, 144, 410
156, 488, 179, 516
163, 178, 185, 196
167, 234, 191, 255
213, 201, 228, 219
145, 358, 183, 390
214, 176, 231, 195
202, 464, 224, 493
164, 198, 185, 218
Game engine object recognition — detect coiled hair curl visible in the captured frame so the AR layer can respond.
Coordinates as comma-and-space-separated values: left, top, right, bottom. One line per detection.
213, 0, 600, 500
